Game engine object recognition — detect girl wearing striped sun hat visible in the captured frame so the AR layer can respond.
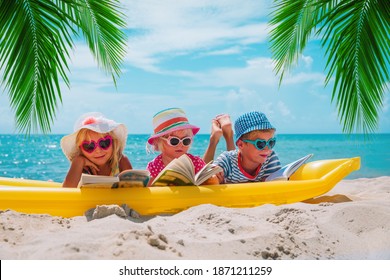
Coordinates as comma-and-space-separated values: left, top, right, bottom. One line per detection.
147, 107, 200, 145
146, 107, 219, 185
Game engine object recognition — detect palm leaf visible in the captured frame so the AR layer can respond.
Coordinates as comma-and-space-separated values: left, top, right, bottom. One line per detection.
269, 0, 389, 134
320, 0, 390, 133
0, 0, 128, 134
67, 0, 127, 85
269, 0, 318, 83
0, 0, 73, 133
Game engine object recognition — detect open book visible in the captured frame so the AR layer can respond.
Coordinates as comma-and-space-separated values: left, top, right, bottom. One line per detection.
79, 169, 150, 188
265, 154, 314, 182
152, 154, 222, 186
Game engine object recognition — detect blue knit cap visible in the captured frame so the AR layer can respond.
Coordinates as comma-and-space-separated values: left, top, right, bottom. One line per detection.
234, 111, 275, 142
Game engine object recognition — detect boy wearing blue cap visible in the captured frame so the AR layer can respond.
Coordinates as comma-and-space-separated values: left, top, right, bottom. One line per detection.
214, 111, 281, 183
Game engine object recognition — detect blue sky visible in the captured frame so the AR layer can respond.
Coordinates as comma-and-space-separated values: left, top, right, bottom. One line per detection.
1, 0, 389, 134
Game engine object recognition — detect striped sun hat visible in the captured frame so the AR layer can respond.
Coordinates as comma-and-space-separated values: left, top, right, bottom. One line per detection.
147, 108, 200, 144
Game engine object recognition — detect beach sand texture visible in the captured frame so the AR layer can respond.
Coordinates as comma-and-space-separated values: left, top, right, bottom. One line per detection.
1, 177, 389, 260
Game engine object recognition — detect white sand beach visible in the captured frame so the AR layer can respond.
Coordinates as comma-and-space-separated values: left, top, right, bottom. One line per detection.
1, 177, 390, 260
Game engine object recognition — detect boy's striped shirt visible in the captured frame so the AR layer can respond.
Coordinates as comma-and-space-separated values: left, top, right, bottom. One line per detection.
214, 150, 281, 183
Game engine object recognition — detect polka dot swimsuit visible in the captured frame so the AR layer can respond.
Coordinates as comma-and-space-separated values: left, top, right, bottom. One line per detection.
147, 153, 206, 178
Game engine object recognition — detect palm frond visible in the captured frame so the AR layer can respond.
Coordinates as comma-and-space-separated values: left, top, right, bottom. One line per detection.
320, 0, 390, 133
269, 0, 318, 83
0, 0, 128, 134
70, 0, 127, 85
269, 0, 389, 134
0, 0, 73, 134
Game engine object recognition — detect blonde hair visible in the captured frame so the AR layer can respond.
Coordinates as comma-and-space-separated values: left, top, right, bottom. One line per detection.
74, 128, 123, 170
240, 129, 275, 140
146, 128, 194, 154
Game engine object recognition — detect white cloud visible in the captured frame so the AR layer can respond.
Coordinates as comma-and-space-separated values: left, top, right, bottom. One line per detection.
182, 57, 325, 90
224, 88, 276, 118
189, 57, 277, 87
126, 49, 162, 73
123, 0, 270, 71
125, 0, 270, 29
198, 46, 243, 57
301, 54, 313, 69
283, 72, 325, 85
68, 45, 96, 68
277, 101, 292, 117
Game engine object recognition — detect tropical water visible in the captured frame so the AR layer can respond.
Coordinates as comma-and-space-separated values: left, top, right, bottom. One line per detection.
0, 134, 389, 182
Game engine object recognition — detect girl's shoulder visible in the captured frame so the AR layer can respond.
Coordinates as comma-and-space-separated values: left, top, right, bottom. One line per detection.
147, 154, 163, 166
186, 153, 206, 173
146, 154, 165, 178
119, 154, 133, 170
186, 153, 205, 163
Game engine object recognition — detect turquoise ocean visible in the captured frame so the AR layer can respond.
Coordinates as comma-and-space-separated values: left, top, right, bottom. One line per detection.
0, 134, 389, 182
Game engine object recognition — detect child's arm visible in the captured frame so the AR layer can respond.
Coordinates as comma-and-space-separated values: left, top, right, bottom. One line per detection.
203, 119, 223, 163
62, 156, 98, 188
147, 177, 154, 186
203, 115, 235, 163
217, 114, 235, 151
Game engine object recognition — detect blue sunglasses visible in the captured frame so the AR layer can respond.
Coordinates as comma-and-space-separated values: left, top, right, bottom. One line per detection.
242, 137, 276, 151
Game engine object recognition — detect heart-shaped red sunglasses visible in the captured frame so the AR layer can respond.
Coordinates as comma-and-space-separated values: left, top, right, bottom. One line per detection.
80, 135, 113, 153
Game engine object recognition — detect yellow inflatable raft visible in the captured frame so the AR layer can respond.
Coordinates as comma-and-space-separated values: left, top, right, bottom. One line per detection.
0, 157, 360, 217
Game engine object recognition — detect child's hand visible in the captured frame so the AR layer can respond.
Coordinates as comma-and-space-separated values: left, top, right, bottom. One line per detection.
216, 171, 225, 184
216, 114, 233, 139
201, 175, 220, 185
210, 119, 223, 142
73, 155, 99, 174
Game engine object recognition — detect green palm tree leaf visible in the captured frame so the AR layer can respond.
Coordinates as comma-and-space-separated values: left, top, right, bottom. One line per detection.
0, 0, 128, 134
269, 0, 389, 134
68, 0, 127, 84
320, 0, 390, 133
0, 0, 73, 133
269, 0, 318, 83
